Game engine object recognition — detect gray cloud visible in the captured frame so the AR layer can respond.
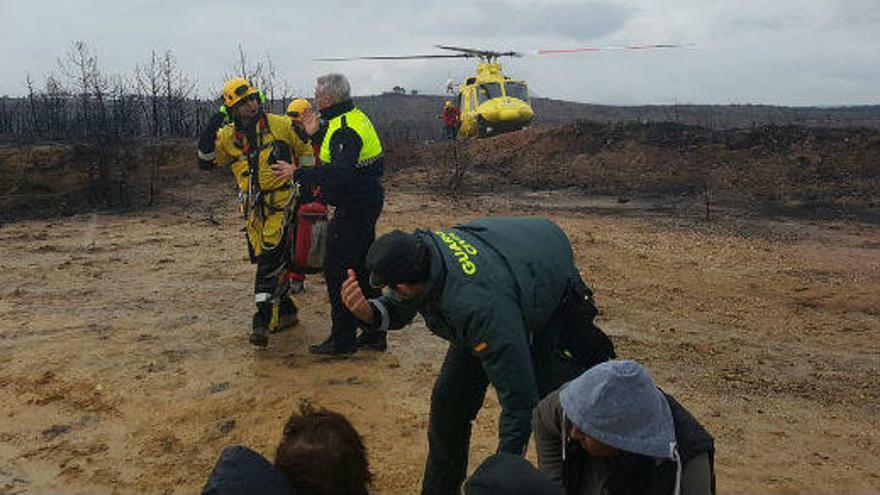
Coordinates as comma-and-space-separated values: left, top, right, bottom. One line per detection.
0, 0, 878, 105
429, 1, 634, 40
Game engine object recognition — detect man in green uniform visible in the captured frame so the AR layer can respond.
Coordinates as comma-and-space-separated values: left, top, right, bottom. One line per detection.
340, 217, 616, 494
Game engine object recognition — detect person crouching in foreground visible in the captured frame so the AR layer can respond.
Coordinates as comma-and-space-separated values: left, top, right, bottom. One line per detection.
532, 360, 715, 495
203, 402, 372, 495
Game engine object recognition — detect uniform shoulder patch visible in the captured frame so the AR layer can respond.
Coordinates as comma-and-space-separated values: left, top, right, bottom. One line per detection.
473, 342, 489, 353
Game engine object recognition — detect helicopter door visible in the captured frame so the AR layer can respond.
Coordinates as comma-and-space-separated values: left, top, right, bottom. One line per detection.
458, 86, 478, 137
459, 88, 474, 112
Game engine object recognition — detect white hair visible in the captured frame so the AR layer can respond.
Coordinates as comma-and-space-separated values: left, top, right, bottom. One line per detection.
316, 73, 351, 104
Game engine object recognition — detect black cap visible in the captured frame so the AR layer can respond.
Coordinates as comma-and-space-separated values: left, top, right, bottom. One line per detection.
464, 453, 563, 495
366, 230, 430, 287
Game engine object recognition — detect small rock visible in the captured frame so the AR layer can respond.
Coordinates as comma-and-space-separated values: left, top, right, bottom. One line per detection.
209, 382, 230, 394
218, 419, 236, 435
42, 424, 71, 440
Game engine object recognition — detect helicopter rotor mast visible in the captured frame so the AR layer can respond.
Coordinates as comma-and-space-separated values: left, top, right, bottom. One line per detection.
433, 45, 523, 63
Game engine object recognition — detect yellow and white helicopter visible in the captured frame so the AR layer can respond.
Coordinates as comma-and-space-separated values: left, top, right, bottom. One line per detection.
315, 43, 690, 139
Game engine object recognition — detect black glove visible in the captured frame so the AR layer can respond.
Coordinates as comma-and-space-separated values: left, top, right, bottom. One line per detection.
198, 112, 226, 151
206, 110, 227, 132
196, 112, 227, 170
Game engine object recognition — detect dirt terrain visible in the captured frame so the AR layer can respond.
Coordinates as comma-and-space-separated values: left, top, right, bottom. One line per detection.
1, 178, 878, 494
1, 123, 879, 494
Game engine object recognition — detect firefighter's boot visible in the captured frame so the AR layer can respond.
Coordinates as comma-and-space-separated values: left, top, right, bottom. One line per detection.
272, 295, 299, 333
250, 302, 271, 347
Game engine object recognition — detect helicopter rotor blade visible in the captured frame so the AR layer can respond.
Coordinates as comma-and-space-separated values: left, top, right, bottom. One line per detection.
313, 54, 472, 61
313, 43, 685, 63
534, 43, 694, 55
435, 45, 523, 58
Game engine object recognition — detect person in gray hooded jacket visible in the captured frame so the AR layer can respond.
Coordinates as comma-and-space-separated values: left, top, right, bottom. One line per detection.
532, 360, 715, 495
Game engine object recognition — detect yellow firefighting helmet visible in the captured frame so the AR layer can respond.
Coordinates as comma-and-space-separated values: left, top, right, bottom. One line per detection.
222, 77, 258, 108
445, 100, 452, 108
286, 98, 311, 121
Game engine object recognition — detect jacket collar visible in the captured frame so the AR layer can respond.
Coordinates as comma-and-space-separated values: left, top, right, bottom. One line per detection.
233, 110, 266, 133
320, 99, 355, 120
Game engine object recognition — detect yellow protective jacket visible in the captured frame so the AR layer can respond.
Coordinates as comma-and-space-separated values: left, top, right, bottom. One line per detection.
215, 113, 314, 256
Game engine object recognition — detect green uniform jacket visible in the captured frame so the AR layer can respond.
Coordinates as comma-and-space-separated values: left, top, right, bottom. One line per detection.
369, 217, 584, 454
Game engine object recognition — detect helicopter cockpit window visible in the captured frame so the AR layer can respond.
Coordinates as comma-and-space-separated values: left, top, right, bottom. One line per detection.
476, 83, 502, 105
504, 82, 529, 102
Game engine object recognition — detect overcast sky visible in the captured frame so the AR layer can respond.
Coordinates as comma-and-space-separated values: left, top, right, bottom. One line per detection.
2, 0, 878, 106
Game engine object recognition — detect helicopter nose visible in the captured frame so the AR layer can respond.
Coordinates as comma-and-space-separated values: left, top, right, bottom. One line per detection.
500, 105, 533, 122
483, 107, 501, 121
499, 108, 521, 122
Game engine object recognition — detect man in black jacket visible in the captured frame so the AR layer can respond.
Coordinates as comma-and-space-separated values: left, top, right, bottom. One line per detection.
272, 73, 385, 355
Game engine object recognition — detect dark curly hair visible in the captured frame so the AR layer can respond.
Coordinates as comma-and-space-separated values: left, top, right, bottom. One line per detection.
274, 401, 373, 495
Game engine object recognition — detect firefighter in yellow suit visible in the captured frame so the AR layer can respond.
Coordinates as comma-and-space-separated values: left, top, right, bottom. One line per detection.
209, 78, 315, 347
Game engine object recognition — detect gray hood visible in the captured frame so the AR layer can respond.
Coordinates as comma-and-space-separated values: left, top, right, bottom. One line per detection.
559, 360, 676, 460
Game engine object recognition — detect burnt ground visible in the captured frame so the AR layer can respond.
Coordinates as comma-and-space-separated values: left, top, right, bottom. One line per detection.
385, 122, 880, 223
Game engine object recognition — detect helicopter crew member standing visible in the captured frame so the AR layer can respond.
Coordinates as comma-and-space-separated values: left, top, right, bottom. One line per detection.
199, 77, 315, 348
441, 101, 460, 140
272, 73, 386, 356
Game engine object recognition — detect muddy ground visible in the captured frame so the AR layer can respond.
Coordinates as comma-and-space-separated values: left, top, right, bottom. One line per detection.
1, 179, 879, 494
